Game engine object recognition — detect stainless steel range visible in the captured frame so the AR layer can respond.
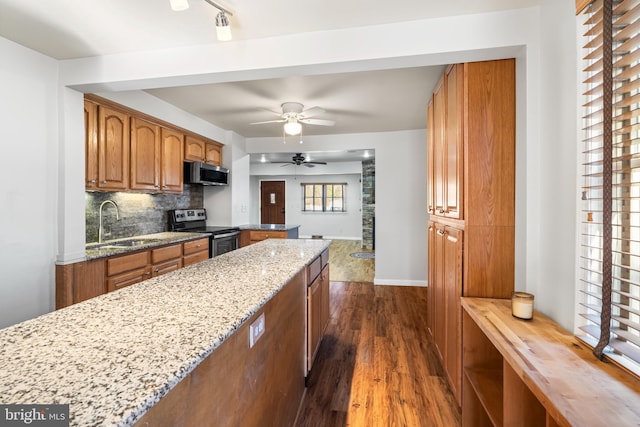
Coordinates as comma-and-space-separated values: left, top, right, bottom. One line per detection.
169, 209, 240, 258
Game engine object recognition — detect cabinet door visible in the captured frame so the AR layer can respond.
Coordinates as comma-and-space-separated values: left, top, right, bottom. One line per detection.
85, 101, 99, 190
426, 222, 436, 338
320, 264, 330, 334
161, 127, 184, 194
427, 98, 435, 215
152, 258, 183, 277
444, 64, 464, 219
444, 226, 463, 403
307, 277, 322, 371
107, 267, 151, 292
432, 79, 446, 216
205, 142, 222, 166
130, 118, 161, 191
184, 135, 205, 162
98, 106, 130, 190
433, 223, 447, 362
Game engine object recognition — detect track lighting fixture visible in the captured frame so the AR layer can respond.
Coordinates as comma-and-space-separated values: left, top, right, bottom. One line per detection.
169, 0, 234, 41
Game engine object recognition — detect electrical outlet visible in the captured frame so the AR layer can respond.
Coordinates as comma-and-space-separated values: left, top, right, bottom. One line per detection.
249, 313, 265, 348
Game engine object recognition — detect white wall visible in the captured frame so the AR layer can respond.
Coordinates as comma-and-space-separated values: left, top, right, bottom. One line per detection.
253, 174, 362, 240
247, 130, 428, 286
0, 38, 59, 328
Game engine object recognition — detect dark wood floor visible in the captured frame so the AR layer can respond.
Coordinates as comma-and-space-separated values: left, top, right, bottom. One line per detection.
296, 281, 461, 427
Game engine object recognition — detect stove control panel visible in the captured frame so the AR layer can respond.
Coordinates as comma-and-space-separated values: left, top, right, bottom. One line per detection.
171, 208, 206, 223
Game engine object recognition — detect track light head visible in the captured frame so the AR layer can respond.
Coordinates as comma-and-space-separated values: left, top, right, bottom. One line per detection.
215, 11, 232, 41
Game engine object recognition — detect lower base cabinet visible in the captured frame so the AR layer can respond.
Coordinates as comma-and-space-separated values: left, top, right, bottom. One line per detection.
307, 250, 330, 374
56, 238, 209, 308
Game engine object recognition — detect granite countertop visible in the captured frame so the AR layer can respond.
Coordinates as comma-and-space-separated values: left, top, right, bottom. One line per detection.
239, 224, 300, 231
85, 232, 210, 260
0, 238, 330, 426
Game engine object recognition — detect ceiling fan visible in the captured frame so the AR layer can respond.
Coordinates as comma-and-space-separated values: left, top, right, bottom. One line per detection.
250, 102, 335, 135
272, 153, 327, 168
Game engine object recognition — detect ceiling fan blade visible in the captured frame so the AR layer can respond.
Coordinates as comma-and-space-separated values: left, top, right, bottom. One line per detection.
271, 161, 294, 164
303, 163, 316, 168
250, 119, 286, 125
307, 161, 327, 165
300, 106, 325, 118
299, 118, 335, 126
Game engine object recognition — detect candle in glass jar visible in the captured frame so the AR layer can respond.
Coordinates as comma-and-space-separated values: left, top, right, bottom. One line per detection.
511, 292, 534, 320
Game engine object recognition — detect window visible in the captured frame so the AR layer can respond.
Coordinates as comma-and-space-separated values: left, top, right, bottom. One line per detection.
578, 0, 640, 375
302, 183, 346, 212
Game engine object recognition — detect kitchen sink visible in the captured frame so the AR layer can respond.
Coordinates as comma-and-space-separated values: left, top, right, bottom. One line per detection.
87, 238, 165, 250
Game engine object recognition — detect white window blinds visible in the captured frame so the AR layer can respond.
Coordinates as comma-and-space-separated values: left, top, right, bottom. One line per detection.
579, 0, 640, 373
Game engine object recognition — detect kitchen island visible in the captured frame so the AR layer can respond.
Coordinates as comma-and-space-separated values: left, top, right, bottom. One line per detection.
0, 239, 330, 426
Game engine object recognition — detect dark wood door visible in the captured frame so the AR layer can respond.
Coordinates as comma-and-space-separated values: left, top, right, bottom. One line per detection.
261, 181, 286, 224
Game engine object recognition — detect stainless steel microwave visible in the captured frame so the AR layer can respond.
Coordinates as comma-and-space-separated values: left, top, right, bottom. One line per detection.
184, 162, 229, 186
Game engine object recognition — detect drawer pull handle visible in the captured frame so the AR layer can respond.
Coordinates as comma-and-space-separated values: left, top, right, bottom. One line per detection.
145, 272, 151, 276
437, 229, 445, 236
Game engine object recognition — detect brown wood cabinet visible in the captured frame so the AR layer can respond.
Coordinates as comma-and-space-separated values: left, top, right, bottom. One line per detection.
85, 95, 221, 194
239, 228, 299, 247
160, 127, 184, 193
205, 142, 222, 166
426, 59, 515, 405
85, 100, 130, 191
182, 237, 209, 266
307, 250, 330, 374
184, 135, 206, 162
106, 251, 151, 292
56, 239, 208, 308
184, 135, 222, 166
130, 117, 161, 191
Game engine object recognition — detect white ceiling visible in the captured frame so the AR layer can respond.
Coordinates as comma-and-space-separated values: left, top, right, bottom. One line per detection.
0, 0, 540, 157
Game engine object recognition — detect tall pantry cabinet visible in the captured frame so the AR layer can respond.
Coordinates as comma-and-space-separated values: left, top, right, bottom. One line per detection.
426, 59, 516, 404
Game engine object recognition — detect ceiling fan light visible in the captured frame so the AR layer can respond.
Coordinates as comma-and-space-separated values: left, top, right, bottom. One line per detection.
170, 0, 190, 11
284, 118, 302, 135
215, 12, 232, 41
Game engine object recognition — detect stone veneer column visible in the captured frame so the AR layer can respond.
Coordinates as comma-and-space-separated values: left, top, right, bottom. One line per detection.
361, 159, 375, 250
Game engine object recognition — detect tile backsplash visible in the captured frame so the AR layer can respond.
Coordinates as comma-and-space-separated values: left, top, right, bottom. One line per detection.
86, 185, 203, 243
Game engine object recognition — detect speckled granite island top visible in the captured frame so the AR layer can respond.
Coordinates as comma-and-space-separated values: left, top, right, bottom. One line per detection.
0, 239, 330, 426
238, 224, 300, 231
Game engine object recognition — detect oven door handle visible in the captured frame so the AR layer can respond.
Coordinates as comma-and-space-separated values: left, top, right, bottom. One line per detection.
214, 232, 240, 239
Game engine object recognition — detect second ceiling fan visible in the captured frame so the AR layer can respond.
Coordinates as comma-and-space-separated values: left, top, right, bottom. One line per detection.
250, 102, 335, 135
272, 153, 327, 168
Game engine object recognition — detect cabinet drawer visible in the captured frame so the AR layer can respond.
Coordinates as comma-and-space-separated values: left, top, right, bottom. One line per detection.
307, 255, 322, 284
183, 251, 209, 267
107, 251, 150, 276
152, 258, 183, 277
151, 244, 182, 264
249, 230, 287, 242
183, 238, 209, 256
107, 266, 151, 292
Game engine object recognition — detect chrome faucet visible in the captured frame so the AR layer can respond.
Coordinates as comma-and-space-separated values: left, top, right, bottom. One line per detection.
98, 200, 120, 243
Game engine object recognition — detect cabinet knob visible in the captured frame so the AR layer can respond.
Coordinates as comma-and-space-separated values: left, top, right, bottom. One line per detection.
88, 179, 96, 184
155, 269, 159, 273
101, 180, 107, 184
439, 209, 445, 214
145, 272, 151, 276
437, 229, 445, 236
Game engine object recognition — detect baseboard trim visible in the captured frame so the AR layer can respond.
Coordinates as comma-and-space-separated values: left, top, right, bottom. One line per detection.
373, 279, 427, 287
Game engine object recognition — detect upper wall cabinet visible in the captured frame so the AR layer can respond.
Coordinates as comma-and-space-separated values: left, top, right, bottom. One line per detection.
85, 100, 130, 191
84, 95, 221, 194
130, 117, 161, 192
184, 135, 222, 166
160, 127, 184, 193
428, 64, 463, 220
